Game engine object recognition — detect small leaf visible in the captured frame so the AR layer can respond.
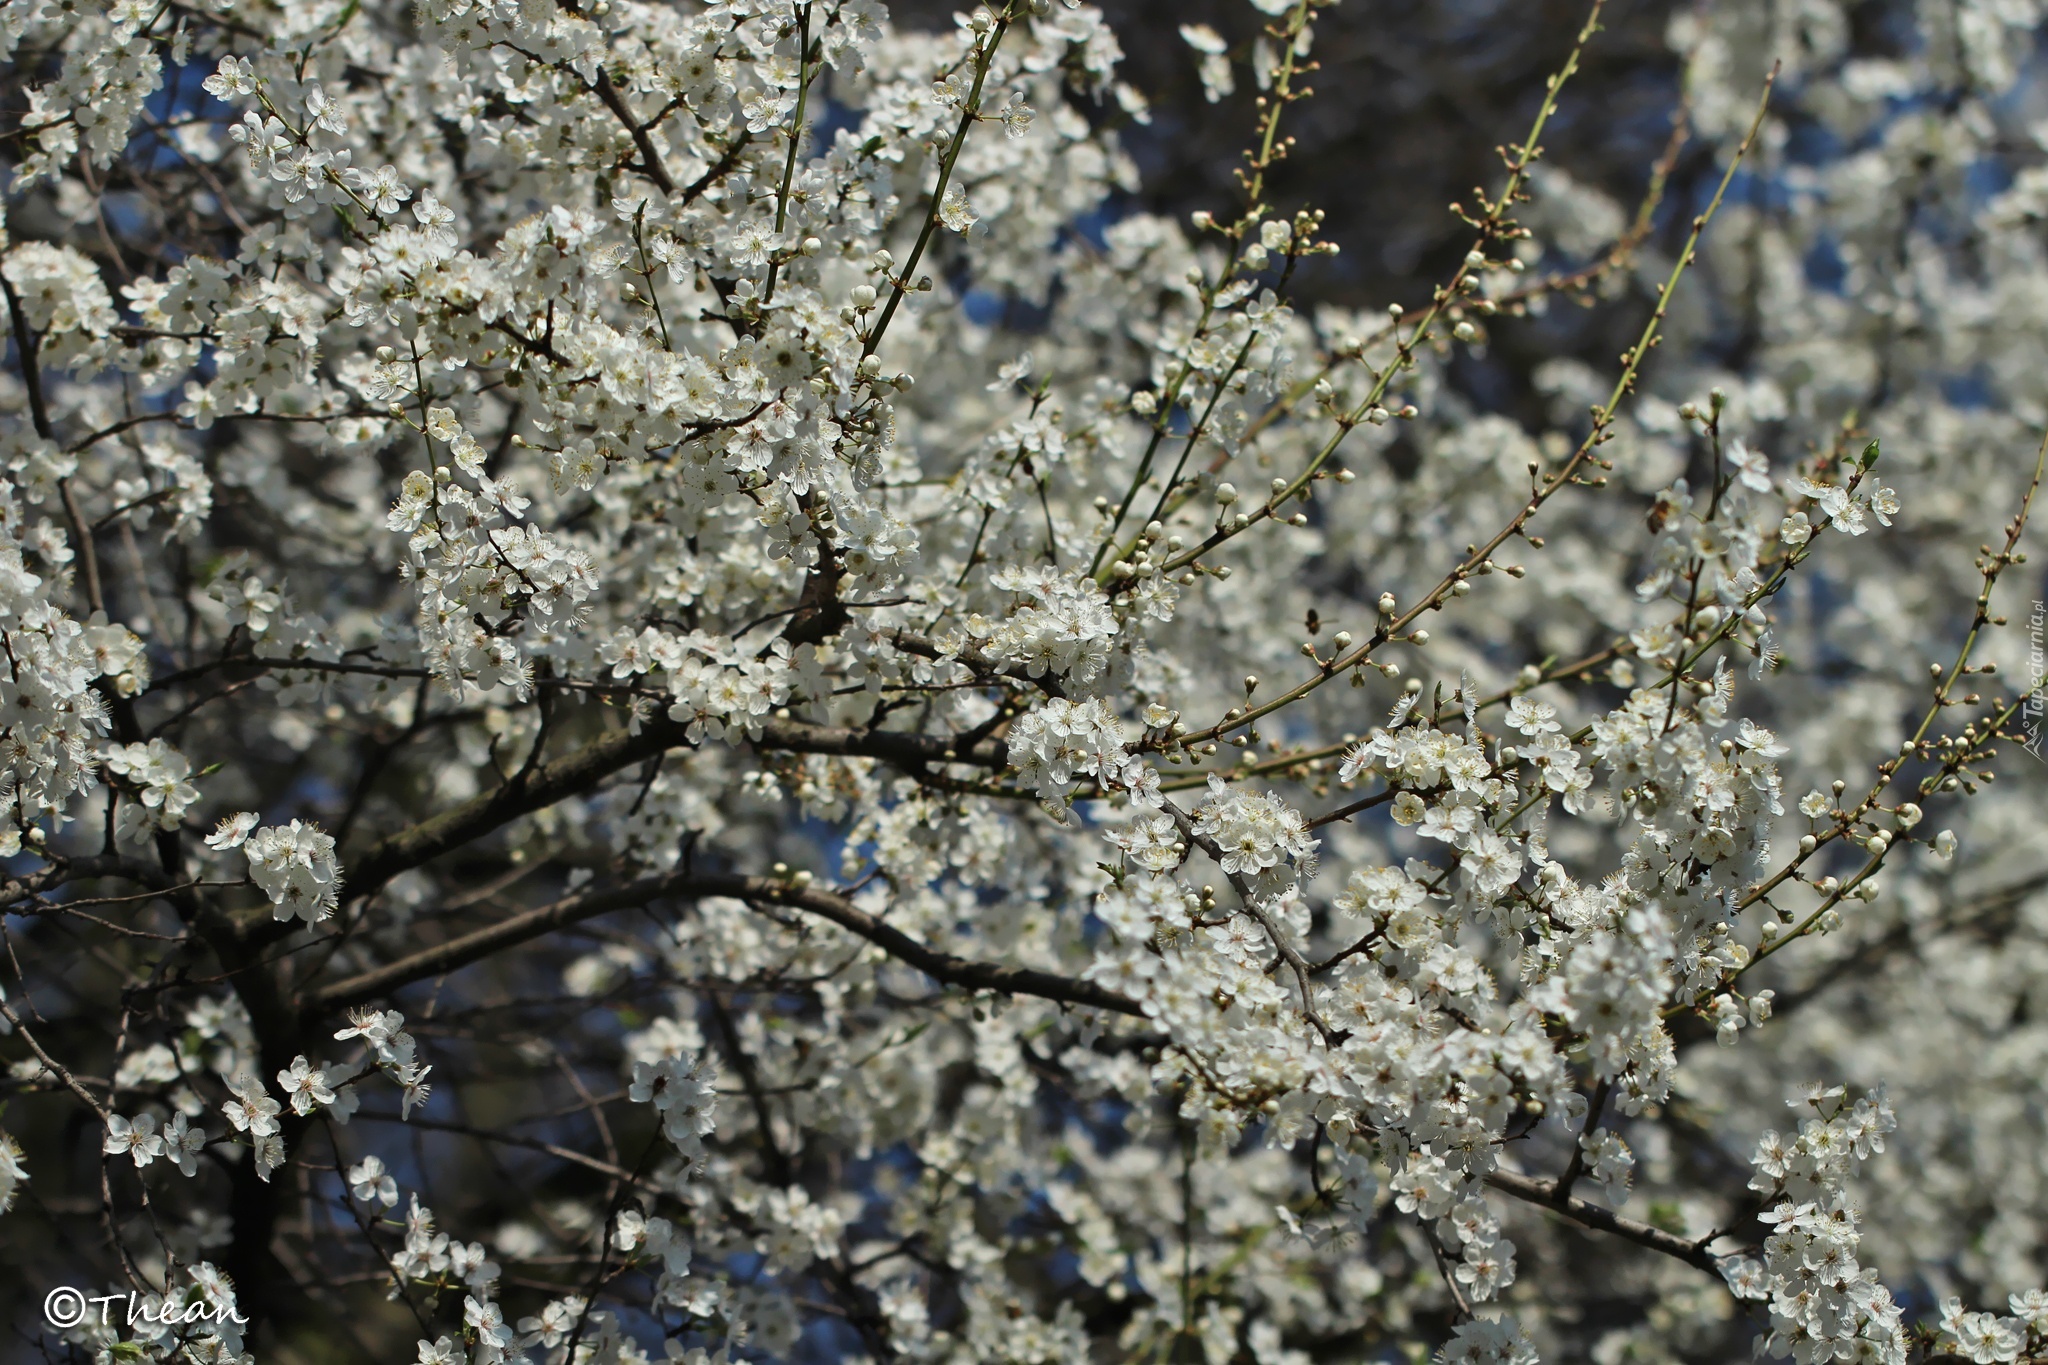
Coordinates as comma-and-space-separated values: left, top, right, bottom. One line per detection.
1859, 439, 1880, 470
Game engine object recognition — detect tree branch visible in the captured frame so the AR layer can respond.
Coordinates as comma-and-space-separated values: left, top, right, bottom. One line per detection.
352, 1111, 637, 1182
1485, 1167, 1727, 1276
344, 714, 1006, 895
591, 67, 676, 195
1, 272, 54, 441
306, 870, 1141, 1019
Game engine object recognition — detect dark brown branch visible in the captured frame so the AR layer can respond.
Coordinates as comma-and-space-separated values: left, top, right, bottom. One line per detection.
306, 871, 1142, 1019
344, 714, 1006, 895
1553, 1077, 1610, 1205
706, 989, 794, 1185
0, 854, 180, 908
65, 408, 387, 455
1, 273, 53, 440
1485, 1167, 1725, 1275
591, 67, 676, 195
880, 628, 1066, 698
352, 1111, 636, 1181
59, 477, 105, 616
149, 652, 433, 693
678, 132, 753, 205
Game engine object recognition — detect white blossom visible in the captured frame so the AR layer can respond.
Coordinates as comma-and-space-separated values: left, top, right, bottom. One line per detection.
244, 820, 342, 923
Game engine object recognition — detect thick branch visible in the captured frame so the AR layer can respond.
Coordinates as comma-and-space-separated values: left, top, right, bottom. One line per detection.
307, 871, 1141, 1019
345, 715, 1006, 895
1, 272, 54, 440
0, 854, 185, 909
592, 67, 676, 195
1485, 1167, 1725, 1275
353, 1111, 636, 1181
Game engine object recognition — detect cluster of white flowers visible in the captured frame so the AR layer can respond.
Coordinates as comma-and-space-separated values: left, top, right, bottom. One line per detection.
387, 407, 599, 696
0, 489, 119, 852
104, 1110, 204, 1176
334, 1006, 433, 1117
1717, 1087, 1914, 1363
1936, 1293, 2048, 1365
1189, 773, 1317, 889
603, 624, 803, 744
615, 1208, 698, 1310
1008, 696, 1159, 812
220, 1072, 285, 1181
390, 1193, 502, 1303
101, 738, 200, 844
628, 1053, 719, 1156
969, 566, 1123, 685
209, 814, 344, 924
